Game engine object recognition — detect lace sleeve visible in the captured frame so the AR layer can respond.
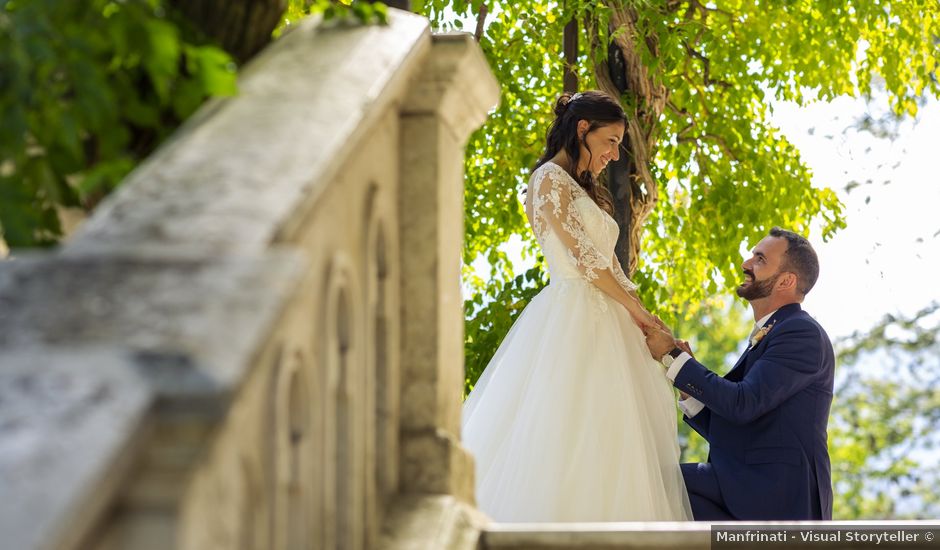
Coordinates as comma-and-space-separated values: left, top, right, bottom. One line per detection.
530, 166, 611, 282
611, 253, 638, 291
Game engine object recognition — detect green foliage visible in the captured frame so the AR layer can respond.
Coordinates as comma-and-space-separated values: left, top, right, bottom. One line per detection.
0, 0, 237, 247
413, 0, 939, 392
640, 0, 939, 316
829, 303, 940, 519
279, 0, 389, 32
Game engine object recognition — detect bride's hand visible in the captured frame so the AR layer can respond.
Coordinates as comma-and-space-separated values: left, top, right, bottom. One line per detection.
630, 308, 659, 333
644, 314, 674, 337
653, 315, 671, 332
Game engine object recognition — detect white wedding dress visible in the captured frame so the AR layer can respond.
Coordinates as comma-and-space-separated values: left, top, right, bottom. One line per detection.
462, 161, 692, 522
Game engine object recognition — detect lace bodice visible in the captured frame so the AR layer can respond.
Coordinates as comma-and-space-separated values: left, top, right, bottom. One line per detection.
526, 162, 636, 291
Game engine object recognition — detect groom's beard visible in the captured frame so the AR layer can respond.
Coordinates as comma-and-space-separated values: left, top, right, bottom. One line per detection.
736, 270, 781, 301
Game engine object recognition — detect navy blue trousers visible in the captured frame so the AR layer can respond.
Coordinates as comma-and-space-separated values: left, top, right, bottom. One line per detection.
681, 462, 736, 521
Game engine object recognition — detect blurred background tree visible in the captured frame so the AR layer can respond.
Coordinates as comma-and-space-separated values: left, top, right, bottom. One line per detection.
828, 303, 940, 519
0, 0, 383, 249
0, 0, 239, 246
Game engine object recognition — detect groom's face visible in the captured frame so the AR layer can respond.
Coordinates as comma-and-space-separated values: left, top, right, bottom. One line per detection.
737, 236, 789, 301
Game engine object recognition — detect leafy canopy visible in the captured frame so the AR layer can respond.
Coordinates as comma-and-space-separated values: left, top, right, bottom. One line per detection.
412, 0, 940, 391
279, 0, 389, 30
0, 0, 237, 246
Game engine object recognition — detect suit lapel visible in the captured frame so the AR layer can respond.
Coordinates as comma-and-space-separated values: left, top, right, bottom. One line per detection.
725, 303, 803, 380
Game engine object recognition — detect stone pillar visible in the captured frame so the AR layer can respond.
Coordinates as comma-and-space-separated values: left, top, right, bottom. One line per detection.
397, 33, 499, 502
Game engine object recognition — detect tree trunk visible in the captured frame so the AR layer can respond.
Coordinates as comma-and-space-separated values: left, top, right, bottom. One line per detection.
169, 0, 288, 64
603, 34, 633, 271
591, 3, 669, 276
563, 17, 579, 93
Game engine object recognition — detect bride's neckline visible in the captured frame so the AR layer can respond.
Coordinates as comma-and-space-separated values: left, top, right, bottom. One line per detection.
541, 161, 618, 226
544, 159, 571, 174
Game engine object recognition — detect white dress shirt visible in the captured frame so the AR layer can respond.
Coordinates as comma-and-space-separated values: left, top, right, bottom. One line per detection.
667, 310, 778, 418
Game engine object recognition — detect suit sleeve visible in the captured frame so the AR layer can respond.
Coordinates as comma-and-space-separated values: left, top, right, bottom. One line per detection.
672, 318, 826, 425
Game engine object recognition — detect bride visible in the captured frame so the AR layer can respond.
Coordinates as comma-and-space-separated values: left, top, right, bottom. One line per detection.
462, 90, 692, 522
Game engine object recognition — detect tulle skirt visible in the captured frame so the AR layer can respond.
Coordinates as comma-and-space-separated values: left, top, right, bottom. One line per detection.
462, 278, 693, 522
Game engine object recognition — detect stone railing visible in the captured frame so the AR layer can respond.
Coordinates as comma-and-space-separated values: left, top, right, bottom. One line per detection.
0, 10, 498, 550
480, 521, 940, 549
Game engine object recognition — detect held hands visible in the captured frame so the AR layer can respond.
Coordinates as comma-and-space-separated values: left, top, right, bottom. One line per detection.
644, 327, 677, 360
629, 308, 660, 334
642, 321, 698, 402
628, 305, 697, 365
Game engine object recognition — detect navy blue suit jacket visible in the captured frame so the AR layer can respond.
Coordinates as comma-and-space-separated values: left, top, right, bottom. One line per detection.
675, 303, 835, 520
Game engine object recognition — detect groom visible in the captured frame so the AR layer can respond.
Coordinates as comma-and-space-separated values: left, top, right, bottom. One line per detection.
646, 228, 835, 521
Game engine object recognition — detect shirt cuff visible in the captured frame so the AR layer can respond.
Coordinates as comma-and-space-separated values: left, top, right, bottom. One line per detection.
679, 397, 706, 418
665, 351, 691, 382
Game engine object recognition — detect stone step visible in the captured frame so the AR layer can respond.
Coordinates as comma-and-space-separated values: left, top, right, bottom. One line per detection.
480, 521, 940, 550
480, 522, 709, 550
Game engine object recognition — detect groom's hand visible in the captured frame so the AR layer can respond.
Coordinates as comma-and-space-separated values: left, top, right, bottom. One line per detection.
645, 327, 676, 360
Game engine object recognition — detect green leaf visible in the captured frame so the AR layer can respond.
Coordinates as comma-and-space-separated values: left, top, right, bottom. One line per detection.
190, 45, 238, 97
143, 18, 180, 102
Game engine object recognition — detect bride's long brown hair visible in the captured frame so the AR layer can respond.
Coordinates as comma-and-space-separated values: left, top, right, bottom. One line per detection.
534, 91, 626, 216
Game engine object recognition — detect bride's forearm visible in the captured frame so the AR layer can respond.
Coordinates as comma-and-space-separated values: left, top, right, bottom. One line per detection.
626, 287, 643, 306
622, 291, 651, 319
592, 269, 648, 316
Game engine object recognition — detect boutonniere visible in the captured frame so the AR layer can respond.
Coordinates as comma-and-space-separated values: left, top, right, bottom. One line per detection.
750, 320, 776, 347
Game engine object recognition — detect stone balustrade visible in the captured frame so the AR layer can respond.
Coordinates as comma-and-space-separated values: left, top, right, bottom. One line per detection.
0, 9, 498, 550
481, 521, 940, 549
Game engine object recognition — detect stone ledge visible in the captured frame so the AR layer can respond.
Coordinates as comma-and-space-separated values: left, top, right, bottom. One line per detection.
0, 249, 303, 399
399, 427, 476, 501
379, 494, 488, 550
402, 32, 501, 143
481, 521, 940, 550
0, 349, 153, 550
482, 522, 709, 550
0, 248, 305, 550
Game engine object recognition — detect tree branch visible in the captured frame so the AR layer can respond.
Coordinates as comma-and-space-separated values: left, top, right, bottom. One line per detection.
474, 3, 488, 42
682, 41, 732, 89
666, 100, 695, 140
688, 0, 736, 22
677, 132, 738, 161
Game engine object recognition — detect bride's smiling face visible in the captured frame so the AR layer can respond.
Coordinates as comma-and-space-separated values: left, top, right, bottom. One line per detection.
577, 121, 625, 176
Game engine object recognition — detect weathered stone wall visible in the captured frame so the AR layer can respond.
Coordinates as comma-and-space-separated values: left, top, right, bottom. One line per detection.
0, 10, 498, 550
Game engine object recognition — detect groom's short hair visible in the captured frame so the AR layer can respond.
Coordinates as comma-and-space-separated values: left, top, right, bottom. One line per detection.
770, 227, 819, 296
